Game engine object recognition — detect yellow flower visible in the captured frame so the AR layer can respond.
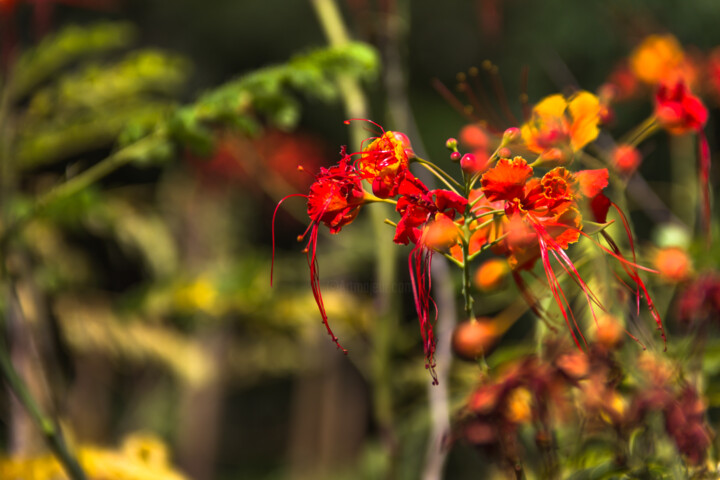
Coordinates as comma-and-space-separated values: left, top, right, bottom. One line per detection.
520, 91, 601, 164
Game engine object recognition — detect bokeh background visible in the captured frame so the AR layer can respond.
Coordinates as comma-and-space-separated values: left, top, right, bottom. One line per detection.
2, 1, 720, 479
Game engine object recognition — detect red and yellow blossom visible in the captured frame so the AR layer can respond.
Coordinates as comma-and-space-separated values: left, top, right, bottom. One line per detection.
357, 129, 414, 198
520, 91, 602, 164
478, 157, 603, 270
476, 157, 665, 348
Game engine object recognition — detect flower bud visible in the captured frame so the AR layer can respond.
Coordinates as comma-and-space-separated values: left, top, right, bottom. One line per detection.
450, 151, 462, 162
461, 152, 489, 175
452, 317, 502, 360
654, 246, 692, 283
473, 258, 509, 292
612, 144, 642, 175
594, 314, 623, 350
445, 137, 458, 151
502, 127, 521, 144
460, 125, 489, 150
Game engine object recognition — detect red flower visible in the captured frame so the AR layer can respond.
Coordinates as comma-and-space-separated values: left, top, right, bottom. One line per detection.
357, 129, 414, 198
306, 155, 366, 234
479, 158, 663, 349
394, 174, 467, 246
654, 81, 708, 135
272, 154, 368, 353
654, 81, 712, 240
393, 173, 467, 382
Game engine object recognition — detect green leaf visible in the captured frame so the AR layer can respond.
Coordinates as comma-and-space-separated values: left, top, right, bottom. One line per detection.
10, 22, 137, 101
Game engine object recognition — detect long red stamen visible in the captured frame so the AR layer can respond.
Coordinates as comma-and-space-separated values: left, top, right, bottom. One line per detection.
344, 118, 387, 133
409, 244, 438, 385
307, 223, 347, 354
271, 193, 308, 286
537, 234, 585, 349
599, 231, 666, 350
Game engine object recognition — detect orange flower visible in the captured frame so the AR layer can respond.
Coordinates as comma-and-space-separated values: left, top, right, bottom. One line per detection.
520, 91, 601, 164
476, 158, 657, 350
479, 158, 587, 269
629, 34, 691, 86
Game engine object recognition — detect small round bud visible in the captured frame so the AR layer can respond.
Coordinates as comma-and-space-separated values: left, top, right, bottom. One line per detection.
595, 314, 623, 350
502, 127, 521, 143
498, 147, 511, 158
473, 258, 509, 292
450, 151, 462, 162
461, 152, 490, 175
653, 246, 692, 283
445, 137, 458, 151
612, 144, 641, 175
452, 317, 501, 360
460, 125, 489, 150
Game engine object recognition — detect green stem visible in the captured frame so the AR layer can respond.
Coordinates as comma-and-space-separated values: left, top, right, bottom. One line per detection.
310, 0, 399, 475
0, 67, 86, 480
620, 115, 659, 148
0, 303, 87, 480
414, 157, 463, 191
461, 241, 473, 320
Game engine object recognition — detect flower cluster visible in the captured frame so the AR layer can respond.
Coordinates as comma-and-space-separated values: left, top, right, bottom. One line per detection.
274, 95, 665, 381
453, 344, 714, 474
270, 31, 720, 387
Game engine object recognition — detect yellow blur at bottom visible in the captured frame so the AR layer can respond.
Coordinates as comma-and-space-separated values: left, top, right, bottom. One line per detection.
0, 433, 188, 480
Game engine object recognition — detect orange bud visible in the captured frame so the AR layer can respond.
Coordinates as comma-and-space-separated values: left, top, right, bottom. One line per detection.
594, 314, 623, 350
612, 144, 642, 175
460, 124, 489, 151
452, 317, 502, 361
556, 352, 589, 380
654, 246, 692, 282
473, 258, 509, 292
505, 387, 533, 424
423, 214, 461, 250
